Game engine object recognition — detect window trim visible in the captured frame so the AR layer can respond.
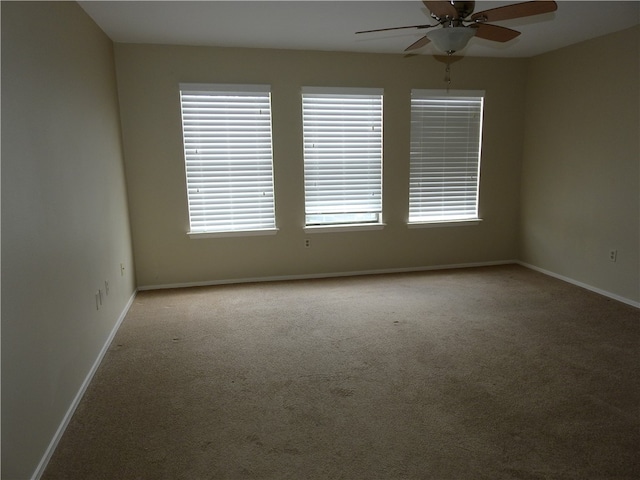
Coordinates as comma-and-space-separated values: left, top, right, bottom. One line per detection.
179, 83, 277, 237
187, 228, 279, 239
408, 219, 482, 229
407, 89, 484, 225
301, 86, 384, 229
304, 223, 386, 234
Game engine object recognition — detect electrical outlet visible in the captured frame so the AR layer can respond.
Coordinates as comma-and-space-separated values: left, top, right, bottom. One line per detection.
609, 249, 617, 262
305, 239, 311, 248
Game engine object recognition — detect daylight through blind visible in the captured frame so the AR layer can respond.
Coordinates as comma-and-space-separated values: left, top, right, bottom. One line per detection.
302, 87, 383, 226
409, 90, 484, 222
179, 84, 276, 234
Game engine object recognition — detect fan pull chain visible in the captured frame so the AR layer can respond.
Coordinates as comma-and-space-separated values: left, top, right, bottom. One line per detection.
444, 52, 453, 92
445, 62, 451, 92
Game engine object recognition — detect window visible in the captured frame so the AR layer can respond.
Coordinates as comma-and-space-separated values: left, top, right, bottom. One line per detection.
302, 87, 383, 228
179, 84, 276, 236
408, 90, 484, 224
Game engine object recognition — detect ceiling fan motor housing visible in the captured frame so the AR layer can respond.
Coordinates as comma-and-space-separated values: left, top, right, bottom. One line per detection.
450, 1, 476, 21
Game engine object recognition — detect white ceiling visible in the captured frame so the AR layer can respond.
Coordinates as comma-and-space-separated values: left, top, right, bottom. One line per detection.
79, 1, 640, 58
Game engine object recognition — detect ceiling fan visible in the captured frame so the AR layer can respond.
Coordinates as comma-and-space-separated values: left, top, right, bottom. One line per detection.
356, 1, 558, 54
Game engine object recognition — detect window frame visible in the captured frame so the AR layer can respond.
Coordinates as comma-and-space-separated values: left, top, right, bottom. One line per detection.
301, 86, 384, 231
408, 89, 485, 227
179, 83, 278, 238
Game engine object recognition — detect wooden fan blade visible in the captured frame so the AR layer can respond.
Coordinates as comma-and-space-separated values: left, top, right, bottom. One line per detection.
473, 24, 521, 42
356, 24, 433, 34
423, 1, 457, 19
405, 35, 431, 51
471, 1, 557, 23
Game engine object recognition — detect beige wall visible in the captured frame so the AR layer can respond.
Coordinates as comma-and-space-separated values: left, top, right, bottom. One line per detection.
1, 2, 136, 478
3, 3, 637, 477
114, 44, 527, 287
521, 26, 640, 303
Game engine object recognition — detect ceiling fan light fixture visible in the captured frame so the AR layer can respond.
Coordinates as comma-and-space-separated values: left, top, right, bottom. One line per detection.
426, 27, 476, 53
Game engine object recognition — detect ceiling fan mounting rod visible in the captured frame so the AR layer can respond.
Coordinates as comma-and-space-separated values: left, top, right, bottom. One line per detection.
440, 18, 466, 28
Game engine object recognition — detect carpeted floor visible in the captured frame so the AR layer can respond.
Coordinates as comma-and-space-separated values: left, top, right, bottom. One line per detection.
43, 265, 639, 479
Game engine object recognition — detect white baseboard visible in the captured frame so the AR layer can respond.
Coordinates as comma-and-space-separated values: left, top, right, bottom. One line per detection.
141, 260, 639, 309
517, 261, 640, 309
138, 260, 518, 291
32, 290, 138, 480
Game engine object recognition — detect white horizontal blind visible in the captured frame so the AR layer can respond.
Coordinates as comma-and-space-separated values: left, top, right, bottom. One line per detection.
302, 87, 383, 226
409, 90, 484, 222
179, 84, 276, 234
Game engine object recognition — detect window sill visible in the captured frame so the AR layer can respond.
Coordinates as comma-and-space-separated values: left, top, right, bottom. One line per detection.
304, 223, 385, 234
188, 228, 279, 239
408, 219, 482, 229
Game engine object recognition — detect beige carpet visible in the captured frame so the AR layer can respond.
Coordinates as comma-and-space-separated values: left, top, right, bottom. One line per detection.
43, 265, 639, 479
